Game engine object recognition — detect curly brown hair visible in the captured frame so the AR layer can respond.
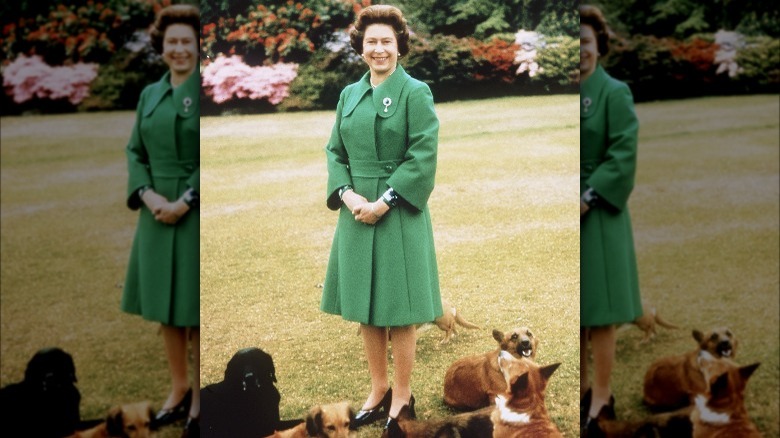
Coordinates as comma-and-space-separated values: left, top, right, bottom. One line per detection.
150, 4, 200, 54
580, 4, 610, 56
349, 5, 410, 57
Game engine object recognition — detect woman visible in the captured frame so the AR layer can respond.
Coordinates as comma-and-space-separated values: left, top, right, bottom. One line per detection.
320, 5, 442, 436
122, 4, 200, 436
579, 4, 643, 435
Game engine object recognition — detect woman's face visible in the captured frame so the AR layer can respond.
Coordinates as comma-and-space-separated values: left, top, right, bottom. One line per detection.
580, 24, 599, 79
362, 24, 398, 77
162, 23, 198, 77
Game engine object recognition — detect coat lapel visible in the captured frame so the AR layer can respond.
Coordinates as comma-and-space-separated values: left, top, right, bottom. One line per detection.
581, 65, 608, 119
142, 71, 172, 117
342, 72, 372, 117
172, 70, 200, 119
373, 65, 410, 118
142, 71, 200, 118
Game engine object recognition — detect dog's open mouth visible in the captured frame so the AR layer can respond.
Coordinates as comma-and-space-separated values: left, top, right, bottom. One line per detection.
518, 345, 533, 358
717, 342, 734, 358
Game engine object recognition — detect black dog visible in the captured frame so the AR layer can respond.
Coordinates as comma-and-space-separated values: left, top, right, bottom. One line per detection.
0, 347, 81, 437
201, 347, 290, 438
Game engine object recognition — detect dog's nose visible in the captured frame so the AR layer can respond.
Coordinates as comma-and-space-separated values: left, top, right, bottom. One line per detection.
520, 340, 531, 348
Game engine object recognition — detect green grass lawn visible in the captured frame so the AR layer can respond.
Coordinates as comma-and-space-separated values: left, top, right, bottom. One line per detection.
2, 93, 776, 438
0, 112, 195, 438
200, 94, 581, 436
605, 94, 780, 436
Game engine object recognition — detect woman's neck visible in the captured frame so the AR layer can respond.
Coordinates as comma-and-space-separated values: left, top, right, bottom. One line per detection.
581, 64, 598, 83
370, 65, 397, 88
170, 69, 194, 88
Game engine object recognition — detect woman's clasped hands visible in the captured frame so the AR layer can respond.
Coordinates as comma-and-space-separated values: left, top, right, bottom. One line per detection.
343, 189, 389, 225
141, 189, 190, 225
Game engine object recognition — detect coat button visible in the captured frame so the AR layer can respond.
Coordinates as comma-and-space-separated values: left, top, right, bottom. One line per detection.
385, 165, 393, 171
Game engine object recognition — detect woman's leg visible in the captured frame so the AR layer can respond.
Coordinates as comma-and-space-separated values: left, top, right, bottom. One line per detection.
360, 324, 390, 410
388, 325, 416, 418
588, 324, 616, 418
160, 325, 190, 409
580, 327, 590, 396
189, 328, 200, 418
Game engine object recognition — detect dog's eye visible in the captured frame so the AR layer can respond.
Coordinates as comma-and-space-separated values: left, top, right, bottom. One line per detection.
511, 333, 518, 340
327, 425, 337, 431
128, 425, 137, 431
526, 330, 533, 337
710, 334, 718, 341
725, 330, 732, 337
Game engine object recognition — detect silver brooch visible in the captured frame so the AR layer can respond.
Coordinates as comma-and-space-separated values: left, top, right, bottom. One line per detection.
383, 97, 392, 113
183, 97, 192, 113
582, 97, 592, 114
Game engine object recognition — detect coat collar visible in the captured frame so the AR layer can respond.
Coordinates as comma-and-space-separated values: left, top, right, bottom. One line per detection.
580, 64, 608, 118
342, 64, 410, 118
142, 70, 200, 118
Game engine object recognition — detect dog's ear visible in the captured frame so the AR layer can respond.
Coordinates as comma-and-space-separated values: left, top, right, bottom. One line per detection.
692, 329, 704, 343
106, 406, 124, 436
396, 404, 411, 421
709, 370, 731, 401
306, 406, 323, 436
510, 371, 530, 395
739, 362, 760, 383
539, 362, 561, 384
492, 329, 503, 343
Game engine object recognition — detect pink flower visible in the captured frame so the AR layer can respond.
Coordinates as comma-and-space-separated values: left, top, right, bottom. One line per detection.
3, 54, 98, 104
202, 55, 298, 105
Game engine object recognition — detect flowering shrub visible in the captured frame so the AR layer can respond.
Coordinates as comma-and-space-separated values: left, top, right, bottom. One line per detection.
470, 37, 520, 83
279, 43, 365, 111
601, 32, 779, 101
201, 0, 362, 65
404, 34, 479, 92
514, 30, 544, 77
713, 30, 745, 77
2, 0, 170, 66
2, 54, 98, 105
736, 36, 780, 87
533, 34, 578, 87
202, 55, 298, 105
669, 37, 717, 80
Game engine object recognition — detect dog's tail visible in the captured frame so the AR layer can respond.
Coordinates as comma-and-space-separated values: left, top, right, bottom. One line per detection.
653, 312, 680, 330
454, 309, 480, 330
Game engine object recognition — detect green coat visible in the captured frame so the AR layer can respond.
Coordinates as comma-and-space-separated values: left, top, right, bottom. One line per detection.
580, 65, 642, 327
122, 70, 199, 327
321, 65, 443, 327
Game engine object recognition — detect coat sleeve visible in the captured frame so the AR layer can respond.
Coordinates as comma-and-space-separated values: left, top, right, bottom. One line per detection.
387, 83, 439, 211
187, 167, 200, 193
585, 83, 638, 211
125, 88, 153, 210
325, 88, 353, 210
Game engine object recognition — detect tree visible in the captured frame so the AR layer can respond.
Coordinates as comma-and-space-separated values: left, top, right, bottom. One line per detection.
397, 0, 578, 38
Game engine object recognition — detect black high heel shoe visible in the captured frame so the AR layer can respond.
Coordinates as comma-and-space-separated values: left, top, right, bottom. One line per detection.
384, 395, 416, 438
152, 388, 192, 429
351, 388, 392, 429
581, 395, 615, 438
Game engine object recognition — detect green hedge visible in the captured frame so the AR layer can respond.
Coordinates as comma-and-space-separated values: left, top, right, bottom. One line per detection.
602, 34, 779, 101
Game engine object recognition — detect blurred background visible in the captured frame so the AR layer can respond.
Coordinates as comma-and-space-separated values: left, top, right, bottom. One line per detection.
587, 0, 779, 101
